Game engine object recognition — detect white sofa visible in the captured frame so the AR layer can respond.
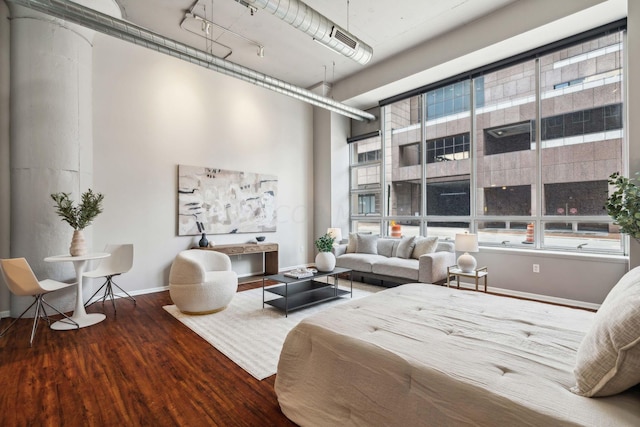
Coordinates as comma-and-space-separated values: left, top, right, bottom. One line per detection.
333, 234, 456, 285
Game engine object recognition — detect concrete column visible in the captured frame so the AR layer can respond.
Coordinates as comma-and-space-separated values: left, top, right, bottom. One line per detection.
7, 0, 120, 315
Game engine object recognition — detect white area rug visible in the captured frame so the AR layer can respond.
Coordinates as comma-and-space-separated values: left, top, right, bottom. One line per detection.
163, 281, 381, 380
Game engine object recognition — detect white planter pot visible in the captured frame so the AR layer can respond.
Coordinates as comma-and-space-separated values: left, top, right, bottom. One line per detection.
315, 251, 336, 272
69, 229, 87, 256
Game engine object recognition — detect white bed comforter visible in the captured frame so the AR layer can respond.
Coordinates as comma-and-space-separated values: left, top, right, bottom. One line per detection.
275, 284, 640, 426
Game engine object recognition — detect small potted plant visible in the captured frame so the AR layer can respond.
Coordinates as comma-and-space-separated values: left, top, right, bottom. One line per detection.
606, 171, 640, 242
51, 189, 104, 256
314, 233, 336, 272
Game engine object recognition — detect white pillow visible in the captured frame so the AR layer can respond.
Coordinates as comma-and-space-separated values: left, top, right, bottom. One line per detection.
571, 268, 640, 397
356, 234, 378, 255
377, 239, 396, 258
412, 236, 438, 259
346, 232, 357, 253
395, 236, 416, 259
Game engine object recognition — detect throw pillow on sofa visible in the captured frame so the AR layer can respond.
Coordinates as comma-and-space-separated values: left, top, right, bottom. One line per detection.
377, 239, 396, 257
412, 236, 438, 259
571, 266, 640, 397
356, 234, 379, 254
395, 236, 417, 259
346, 232, 358, 253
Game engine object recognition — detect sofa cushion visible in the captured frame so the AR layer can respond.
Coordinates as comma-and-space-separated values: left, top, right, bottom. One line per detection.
412, 236, 438, 259
335, 254, 387, 273
372, 257, 419, 281
571, 267, 640, 397
396, 236, 416, 259
356, 234, 379, 254
377, 239, 397, 258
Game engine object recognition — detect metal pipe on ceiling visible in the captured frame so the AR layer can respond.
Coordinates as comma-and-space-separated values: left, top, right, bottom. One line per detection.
6, 0, 375, 122
242, 0, 373, 65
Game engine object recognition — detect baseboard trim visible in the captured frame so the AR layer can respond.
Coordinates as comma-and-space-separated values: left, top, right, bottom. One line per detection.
453, 281, 600, 311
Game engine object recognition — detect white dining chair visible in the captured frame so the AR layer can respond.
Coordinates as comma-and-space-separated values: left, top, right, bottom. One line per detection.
0, 258, 79, 346
83, 244, 135, 313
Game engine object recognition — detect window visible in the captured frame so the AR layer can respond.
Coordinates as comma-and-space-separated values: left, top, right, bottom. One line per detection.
484, 122, 532, 155
426, 133, 470, 163
349, 133, 383, 233
426, 180, 470, 216
358, 194, 377, 215
388, 95, 423, 218
350, 28, 626, 254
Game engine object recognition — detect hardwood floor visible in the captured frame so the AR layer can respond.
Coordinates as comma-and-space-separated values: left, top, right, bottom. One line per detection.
0, 282, 296, 427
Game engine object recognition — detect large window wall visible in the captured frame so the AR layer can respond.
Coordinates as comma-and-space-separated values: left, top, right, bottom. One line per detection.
349, 28, 626, 254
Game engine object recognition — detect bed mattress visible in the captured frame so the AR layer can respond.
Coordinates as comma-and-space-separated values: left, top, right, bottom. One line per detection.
274, 283, 640, 426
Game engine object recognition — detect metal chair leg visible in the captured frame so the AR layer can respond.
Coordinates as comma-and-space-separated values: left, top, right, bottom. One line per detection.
0, 298, 38, 339
85, 275, 136, 314
84, 278, 110, 307
41, 298, 79, 330
0, 295, 80, 346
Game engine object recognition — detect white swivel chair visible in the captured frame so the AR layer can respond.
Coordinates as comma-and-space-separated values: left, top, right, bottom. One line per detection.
84, 244, 135, 313
0, 258, 78, 346
169, 249, 238, 314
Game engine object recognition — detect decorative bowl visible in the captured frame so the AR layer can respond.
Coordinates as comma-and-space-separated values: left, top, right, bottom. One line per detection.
256, 236, 266, 242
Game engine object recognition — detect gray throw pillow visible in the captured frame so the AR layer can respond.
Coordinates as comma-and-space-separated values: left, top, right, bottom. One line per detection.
396, 236, 416, 259
412, 236, 439, 259
356, 234, 378, 255
377, 239, 396, 257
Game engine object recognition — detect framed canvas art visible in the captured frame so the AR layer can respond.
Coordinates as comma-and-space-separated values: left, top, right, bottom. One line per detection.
178, 165, 277, 235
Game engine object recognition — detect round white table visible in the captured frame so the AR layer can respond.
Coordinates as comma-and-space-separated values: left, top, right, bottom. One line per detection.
44, 252, 110, 330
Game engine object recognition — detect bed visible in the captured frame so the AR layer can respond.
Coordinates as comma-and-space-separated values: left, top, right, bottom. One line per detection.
274, 271, 640, 426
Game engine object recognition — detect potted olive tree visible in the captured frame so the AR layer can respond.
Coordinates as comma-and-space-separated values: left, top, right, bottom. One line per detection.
51, 189, 104, 256
314, 232, 336, 272
606, 171, 640, 241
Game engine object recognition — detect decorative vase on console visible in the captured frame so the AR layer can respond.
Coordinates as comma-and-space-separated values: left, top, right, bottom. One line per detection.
314, 233, 336, 272
51, 189, 104, 256
197, 221, 208, 248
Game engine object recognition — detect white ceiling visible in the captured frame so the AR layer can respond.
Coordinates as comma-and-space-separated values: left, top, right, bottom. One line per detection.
115, 0, 518, 91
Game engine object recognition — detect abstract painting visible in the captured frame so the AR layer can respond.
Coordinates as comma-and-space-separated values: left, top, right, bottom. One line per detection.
178, 165, 277, 235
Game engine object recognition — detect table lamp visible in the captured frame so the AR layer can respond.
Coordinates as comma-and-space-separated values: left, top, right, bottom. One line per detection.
455, 233, 478, 273
327, 227, 342, 245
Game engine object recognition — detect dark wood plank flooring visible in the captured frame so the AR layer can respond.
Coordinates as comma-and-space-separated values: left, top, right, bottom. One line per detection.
0, 281, 296, 427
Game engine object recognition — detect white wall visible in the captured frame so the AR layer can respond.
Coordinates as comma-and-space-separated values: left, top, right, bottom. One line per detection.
91, 35, 314, 293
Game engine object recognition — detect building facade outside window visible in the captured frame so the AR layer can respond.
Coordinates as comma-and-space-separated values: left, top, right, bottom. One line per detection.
349, 29, 626, 254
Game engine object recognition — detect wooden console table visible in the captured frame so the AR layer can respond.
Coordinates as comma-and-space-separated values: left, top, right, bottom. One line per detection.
196, 243, 279, 275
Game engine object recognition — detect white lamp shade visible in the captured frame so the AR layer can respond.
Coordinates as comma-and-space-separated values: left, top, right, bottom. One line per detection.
455, 233, 478, 253
327, 228, 342, 244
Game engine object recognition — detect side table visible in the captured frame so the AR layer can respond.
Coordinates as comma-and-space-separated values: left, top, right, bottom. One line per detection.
446, 265, 488, 292
44, 252, 111, 329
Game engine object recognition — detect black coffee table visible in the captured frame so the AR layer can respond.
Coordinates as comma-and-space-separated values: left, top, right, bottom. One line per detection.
262, 267, 352, 316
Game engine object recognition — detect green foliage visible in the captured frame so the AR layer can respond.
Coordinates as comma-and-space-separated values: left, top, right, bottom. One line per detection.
606, 172, 640, 240
314, 233, 335, 252
51, 189, 104, 230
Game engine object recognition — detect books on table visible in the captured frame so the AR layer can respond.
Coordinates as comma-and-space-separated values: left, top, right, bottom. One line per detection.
284, 268, 317, 279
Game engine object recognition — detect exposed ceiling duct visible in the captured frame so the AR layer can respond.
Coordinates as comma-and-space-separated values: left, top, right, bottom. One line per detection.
6, 0, 375, 122
241, 0, 373, 65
